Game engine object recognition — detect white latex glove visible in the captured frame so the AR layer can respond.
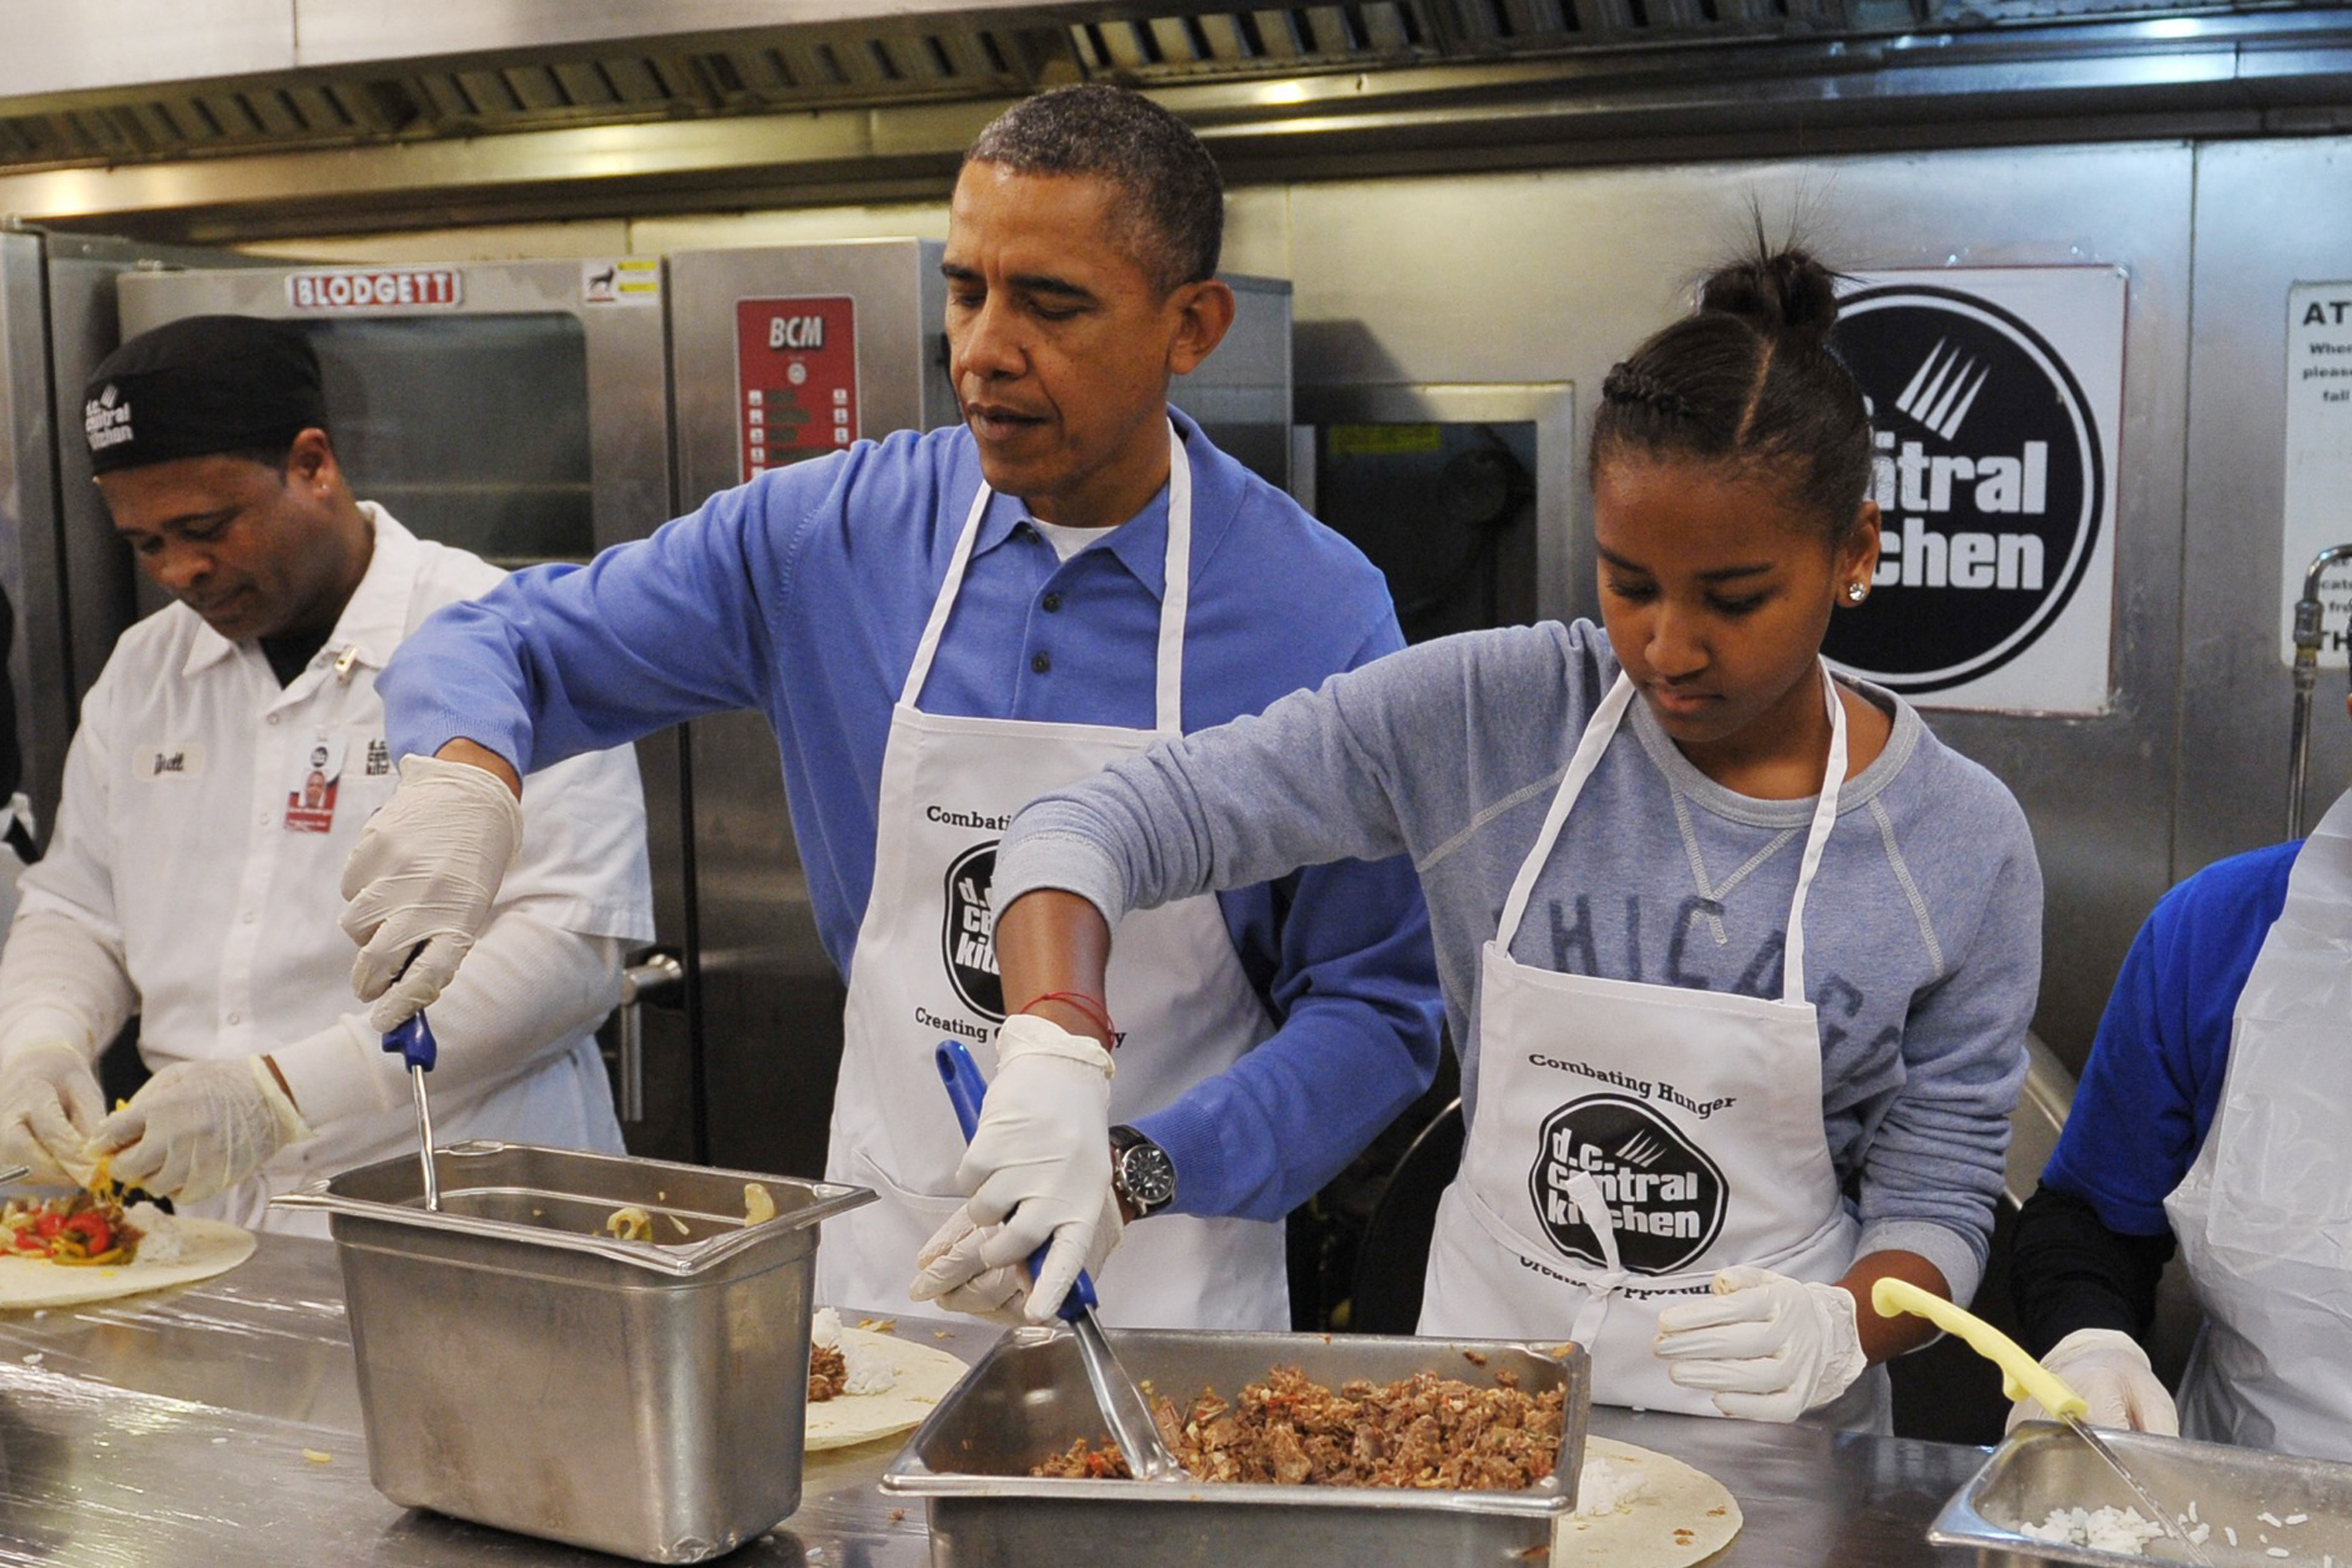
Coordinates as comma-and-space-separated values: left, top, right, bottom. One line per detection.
2005, 1328, 2179, 1436
909, 1186, 1125, 1324
0, 1040, 104, 1188
1652, 1264, 1870, 1421
339, 753, 524, 1031
89, 1056, 311, 1204
953, 1014, 1115, 1322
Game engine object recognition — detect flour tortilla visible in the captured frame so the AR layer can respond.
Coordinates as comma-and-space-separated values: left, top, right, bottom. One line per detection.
804, 1326, 969, 1451
0, 1217, 256, 1310
1553, 1435, 1743, 1568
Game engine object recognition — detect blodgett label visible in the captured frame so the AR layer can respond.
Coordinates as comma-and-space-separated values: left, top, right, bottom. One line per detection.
1825, 285, 2106, 694
286, 268, 463, 311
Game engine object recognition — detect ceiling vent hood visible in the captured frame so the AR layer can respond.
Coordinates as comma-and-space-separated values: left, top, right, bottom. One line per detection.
0, 1, 2345, 238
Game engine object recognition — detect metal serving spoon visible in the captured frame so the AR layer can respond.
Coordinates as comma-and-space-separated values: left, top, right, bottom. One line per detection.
936, 1040, 1186, 1483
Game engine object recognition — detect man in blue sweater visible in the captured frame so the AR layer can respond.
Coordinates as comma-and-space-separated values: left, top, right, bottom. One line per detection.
335, 84, 1441, 1328
2011, 704, 2352, 1459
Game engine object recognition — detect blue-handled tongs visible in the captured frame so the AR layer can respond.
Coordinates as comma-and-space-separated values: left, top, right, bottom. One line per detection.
935, 1040, 1184, 1481
384, 1011, 439, 1211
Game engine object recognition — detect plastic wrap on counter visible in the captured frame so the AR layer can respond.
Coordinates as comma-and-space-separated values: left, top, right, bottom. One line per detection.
0, 1241, 358, 1431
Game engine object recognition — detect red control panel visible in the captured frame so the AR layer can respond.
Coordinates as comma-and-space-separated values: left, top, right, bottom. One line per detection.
735, 296, 858, 483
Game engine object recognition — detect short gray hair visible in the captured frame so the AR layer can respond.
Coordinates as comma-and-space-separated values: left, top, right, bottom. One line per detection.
963, 84, 1223, 291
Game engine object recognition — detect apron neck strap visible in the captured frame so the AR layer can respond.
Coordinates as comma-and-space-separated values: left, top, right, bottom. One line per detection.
902, 419, 1190, 736
1494, 671, 1636, 951
1492, 661, 1847, 1005
1782, 666, 1846, 1003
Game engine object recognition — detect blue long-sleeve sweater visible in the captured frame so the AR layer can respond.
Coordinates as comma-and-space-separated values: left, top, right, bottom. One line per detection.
996, 618, 2042, 1302
377, 409, 1443, 1221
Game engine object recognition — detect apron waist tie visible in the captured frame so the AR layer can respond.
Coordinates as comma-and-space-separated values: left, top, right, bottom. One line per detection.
1565, 1170, 1632, 1349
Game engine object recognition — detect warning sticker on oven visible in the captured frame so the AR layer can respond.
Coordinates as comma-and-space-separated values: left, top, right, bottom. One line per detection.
583, 258, 661, 307
736, 296, 858, 483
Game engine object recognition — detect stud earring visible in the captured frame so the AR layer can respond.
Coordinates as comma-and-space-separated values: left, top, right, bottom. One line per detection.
1845, 582, 1868, 604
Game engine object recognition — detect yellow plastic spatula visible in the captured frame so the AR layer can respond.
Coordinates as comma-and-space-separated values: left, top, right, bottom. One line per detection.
1871, 1278, 2213, 1566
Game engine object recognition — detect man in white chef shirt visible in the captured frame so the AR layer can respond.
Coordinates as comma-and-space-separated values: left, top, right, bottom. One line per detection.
0, 315, 653, 1229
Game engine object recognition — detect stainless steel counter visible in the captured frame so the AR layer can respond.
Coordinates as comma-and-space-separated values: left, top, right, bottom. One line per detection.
0, 1232, 1992, 1566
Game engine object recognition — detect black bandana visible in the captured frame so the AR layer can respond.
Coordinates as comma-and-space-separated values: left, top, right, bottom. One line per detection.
82, 315, 325, 475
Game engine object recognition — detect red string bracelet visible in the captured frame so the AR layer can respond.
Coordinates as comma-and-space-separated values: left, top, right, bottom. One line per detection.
1018, 990, 1117, 1046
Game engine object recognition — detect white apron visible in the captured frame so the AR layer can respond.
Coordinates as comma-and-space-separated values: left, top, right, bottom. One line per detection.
2165, 788, 2352, 1460
1420, 665, 1885, 1427
817, 424, 1288, 1330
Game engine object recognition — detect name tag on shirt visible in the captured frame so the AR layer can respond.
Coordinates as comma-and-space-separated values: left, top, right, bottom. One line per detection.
285, 733, 348, 833
137, 744, 206, 780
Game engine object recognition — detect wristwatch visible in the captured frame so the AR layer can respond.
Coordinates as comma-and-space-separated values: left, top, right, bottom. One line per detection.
1109, 1125, 1176, 1219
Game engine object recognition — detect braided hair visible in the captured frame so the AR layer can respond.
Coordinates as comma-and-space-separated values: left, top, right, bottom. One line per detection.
1591, 246, 1874, 546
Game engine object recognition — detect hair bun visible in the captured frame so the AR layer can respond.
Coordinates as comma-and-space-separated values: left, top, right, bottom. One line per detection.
1697, 248, 1842, 350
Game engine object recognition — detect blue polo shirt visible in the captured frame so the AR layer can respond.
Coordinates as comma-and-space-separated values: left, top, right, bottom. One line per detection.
379, 407, 1443, 1220
2039, 840, 2299, 1235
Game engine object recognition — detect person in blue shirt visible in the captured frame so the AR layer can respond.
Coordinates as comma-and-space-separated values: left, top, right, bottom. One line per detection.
335, 83, 1442, 1330
2012, 732, 2352, 1458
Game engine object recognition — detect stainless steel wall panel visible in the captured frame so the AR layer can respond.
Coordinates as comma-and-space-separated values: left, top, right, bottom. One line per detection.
2179, 137, 2352, 869
0, 232, 56, 836
665, 239, 957, 1178
1283, 144, 2195, 1067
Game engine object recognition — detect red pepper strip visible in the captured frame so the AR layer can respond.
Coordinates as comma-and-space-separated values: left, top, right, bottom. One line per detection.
31, 1212, 63, 1240
60, 1213, 112, 1255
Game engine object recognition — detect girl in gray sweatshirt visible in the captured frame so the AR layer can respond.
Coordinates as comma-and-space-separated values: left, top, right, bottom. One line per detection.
961, 244, 2041, 1426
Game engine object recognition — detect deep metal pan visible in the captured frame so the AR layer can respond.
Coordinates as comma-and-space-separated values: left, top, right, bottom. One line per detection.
1930, 1422, 2352, 1567
883, 1326, 1590, 1567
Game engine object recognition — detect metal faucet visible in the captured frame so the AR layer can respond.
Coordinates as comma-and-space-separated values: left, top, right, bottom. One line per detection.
2288, 542, 2352, 838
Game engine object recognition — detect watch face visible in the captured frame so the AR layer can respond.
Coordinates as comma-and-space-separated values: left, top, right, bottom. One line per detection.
1119, 1144, 1176, 1210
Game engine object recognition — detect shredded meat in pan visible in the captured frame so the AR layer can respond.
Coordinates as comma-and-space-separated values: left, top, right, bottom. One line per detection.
1030, 1366, 1563, 1489
807, 1344, 847, 1403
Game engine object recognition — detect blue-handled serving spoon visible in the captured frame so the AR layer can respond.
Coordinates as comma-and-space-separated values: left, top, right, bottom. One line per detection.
936, 1040, 1184, 1482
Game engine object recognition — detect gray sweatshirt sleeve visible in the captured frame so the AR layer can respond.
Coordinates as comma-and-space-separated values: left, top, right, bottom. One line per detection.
1851, 791, 2042, 1304
994, 638, 1466, 923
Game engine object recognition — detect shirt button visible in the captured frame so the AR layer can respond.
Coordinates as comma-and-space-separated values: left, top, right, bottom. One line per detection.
267, 714, 280, 725
1030, 652, 1051, 675
242, 911, 257, 924
257, 813, 272, 827
227, 1012, 242, 1026
1042, 592, 1063, 613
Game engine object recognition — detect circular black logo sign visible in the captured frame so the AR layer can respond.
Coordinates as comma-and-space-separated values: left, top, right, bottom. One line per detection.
1824, 285, 2104, 693
942, 842, 1004, 1021
1528, 1095, 1726, 1275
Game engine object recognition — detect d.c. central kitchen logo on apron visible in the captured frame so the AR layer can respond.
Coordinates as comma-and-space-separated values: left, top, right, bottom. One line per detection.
941, 841, 1005, 1021
1825, 283, 2106, 694
1527, 1095, 1727, 1274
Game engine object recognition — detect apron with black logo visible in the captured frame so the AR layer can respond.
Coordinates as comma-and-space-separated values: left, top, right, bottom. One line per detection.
817, 423, 1289, 1329
1420, 665, 1884, 1424
2165, 789, 2352, 1460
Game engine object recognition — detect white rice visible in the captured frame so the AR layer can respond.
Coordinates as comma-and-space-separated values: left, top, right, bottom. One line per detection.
2022, 1507, 2165, 1553
1572, 1456, 1645, 1519
839, 1333, 898, 1396
125, 1202, 185, 1266
2022, 1507, 2219, 1557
